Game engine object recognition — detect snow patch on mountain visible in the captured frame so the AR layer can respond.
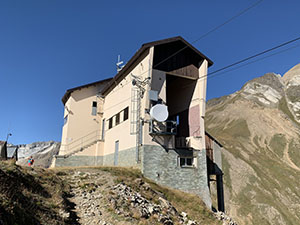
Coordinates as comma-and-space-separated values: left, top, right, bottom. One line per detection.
242, 82, 282, 105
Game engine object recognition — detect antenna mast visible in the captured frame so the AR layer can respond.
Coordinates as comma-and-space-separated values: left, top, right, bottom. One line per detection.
116, 55, 125, 72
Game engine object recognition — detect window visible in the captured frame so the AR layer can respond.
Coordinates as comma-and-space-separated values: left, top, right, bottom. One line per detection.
108, 117, 113, 129
115, 113, 120, 125
179, 157, 194, 167
64, 115, 68, 125
123, 107, 129, 121
101, 119, 105, 140
107, 107, 129, 130
92, 101, 97, 116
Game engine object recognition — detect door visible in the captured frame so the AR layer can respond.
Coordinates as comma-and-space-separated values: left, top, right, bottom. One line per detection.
114, 140, 119, 166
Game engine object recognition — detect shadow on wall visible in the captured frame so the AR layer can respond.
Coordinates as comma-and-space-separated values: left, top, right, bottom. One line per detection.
72, 87, 100, 103
207, 156, 225, 212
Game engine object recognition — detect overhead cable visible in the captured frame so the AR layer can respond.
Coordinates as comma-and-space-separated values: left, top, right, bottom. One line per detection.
145, 0, 264, 74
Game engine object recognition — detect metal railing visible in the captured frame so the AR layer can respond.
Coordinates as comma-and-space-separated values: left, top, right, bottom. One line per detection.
59, 130, 102, 157
149, 120, 177, 135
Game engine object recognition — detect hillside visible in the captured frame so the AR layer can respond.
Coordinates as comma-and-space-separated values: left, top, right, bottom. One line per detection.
0, 161, 234, 225
0, 160, 74, 225
206, 63, 300, 225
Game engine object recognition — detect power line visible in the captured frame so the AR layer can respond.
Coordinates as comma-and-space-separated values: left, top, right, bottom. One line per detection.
191, 0, 264, 44
103, 0, 264, 111
177, 35, 300, 90
140, 0, 264, 77
207, 44, 300, 80
93, 1, 264, 112
104, 34, 300, 113
207, 36, 300, 77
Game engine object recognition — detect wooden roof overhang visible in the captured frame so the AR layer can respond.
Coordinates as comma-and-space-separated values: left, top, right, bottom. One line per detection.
101, 36, 213, 96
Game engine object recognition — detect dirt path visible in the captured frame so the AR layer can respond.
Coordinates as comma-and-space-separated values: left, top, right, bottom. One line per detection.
60, 168, 133, 225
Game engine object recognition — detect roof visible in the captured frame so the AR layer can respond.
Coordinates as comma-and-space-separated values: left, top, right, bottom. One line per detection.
205, 131, 223, 147
62, 36, 213, 103
101, 36, 213, 96
62, 77, 113, 105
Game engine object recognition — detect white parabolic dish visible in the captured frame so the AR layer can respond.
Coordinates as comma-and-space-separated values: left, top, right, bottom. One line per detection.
150, 104, 169, 122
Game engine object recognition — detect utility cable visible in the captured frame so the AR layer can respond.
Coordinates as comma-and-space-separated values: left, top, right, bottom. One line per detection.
207, 43, 300, 80
104, 41, 300, 114
103, 36, 300, 113
141, 0, 264, 76
179, 40, 300, 91
207, 36, 300, 77
103, 0, 264, 102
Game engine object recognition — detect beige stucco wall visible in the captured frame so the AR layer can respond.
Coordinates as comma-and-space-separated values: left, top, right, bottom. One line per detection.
59, 83, 107, 156
188, 60, 208, 150
58, 46, 208, 161
103, 47, 154, 156
142, 59, 208, 151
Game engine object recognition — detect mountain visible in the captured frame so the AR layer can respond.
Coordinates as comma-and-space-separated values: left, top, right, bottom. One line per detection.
206, 63, 300, 225
14, 141, 60, 168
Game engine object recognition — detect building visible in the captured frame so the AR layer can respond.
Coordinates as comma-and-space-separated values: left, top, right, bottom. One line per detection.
0, 142, 18, 161
0, 141, 7, 160
53, 36, 224, 210
7, 146, 18, 160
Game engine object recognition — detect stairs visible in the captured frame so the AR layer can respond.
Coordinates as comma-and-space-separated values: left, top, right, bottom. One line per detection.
56, 130, 102, 159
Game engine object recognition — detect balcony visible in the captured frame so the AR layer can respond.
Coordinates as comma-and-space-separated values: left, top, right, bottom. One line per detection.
149, 120, 177, 135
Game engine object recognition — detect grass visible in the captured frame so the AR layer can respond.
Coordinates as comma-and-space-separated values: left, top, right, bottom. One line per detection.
207, 121, 300, 225
288, 139, 300, 168
96, 167, 221, 225
205, 87, 300, 225
278, 97, 299, 125
221, 153, 232, 193
286, 86, 300, 103
0, 160, 76, 225
232, 143, 300, 225
269, 134, 286, 158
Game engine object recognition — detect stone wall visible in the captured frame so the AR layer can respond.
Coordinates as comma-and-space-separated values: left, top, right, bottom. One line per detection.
54, 156, 103, 167
54, 144, 212, 209
54, 147, 139, 168
102, 147, 139, 168
141, 145, 212, 208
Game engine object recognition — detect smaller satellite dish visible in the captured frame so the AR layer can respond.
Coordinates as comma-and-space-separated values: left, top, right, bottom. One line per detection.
150, 104, 169, 122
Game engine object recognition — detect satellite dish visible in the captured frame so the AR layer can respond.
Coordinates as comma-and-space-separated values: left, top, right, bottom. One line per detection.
150, 104, 169, 122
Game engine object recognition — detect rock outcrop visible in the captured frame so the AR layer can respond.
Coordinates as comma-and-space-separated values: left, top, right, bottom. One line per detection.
283, 63, 300, 122
15, 141, 60, 168
59, 169, 236, 225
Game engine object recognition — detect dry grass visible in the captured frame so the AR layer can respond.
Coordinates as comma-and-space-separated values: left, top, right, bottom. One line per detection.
0, 160, 75, 225
96, 166, 220, 225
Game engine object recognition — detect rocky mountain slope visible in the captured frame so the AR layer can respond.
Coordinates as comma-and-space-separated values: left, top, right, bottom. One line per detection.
206, 63, 300, 225
0, 161, 234, 225
14, 141, 60, 168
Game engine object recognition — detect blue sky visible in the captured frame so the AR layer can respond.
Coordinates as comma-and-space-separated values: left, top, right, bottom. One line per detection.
1, 0, 300, 144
